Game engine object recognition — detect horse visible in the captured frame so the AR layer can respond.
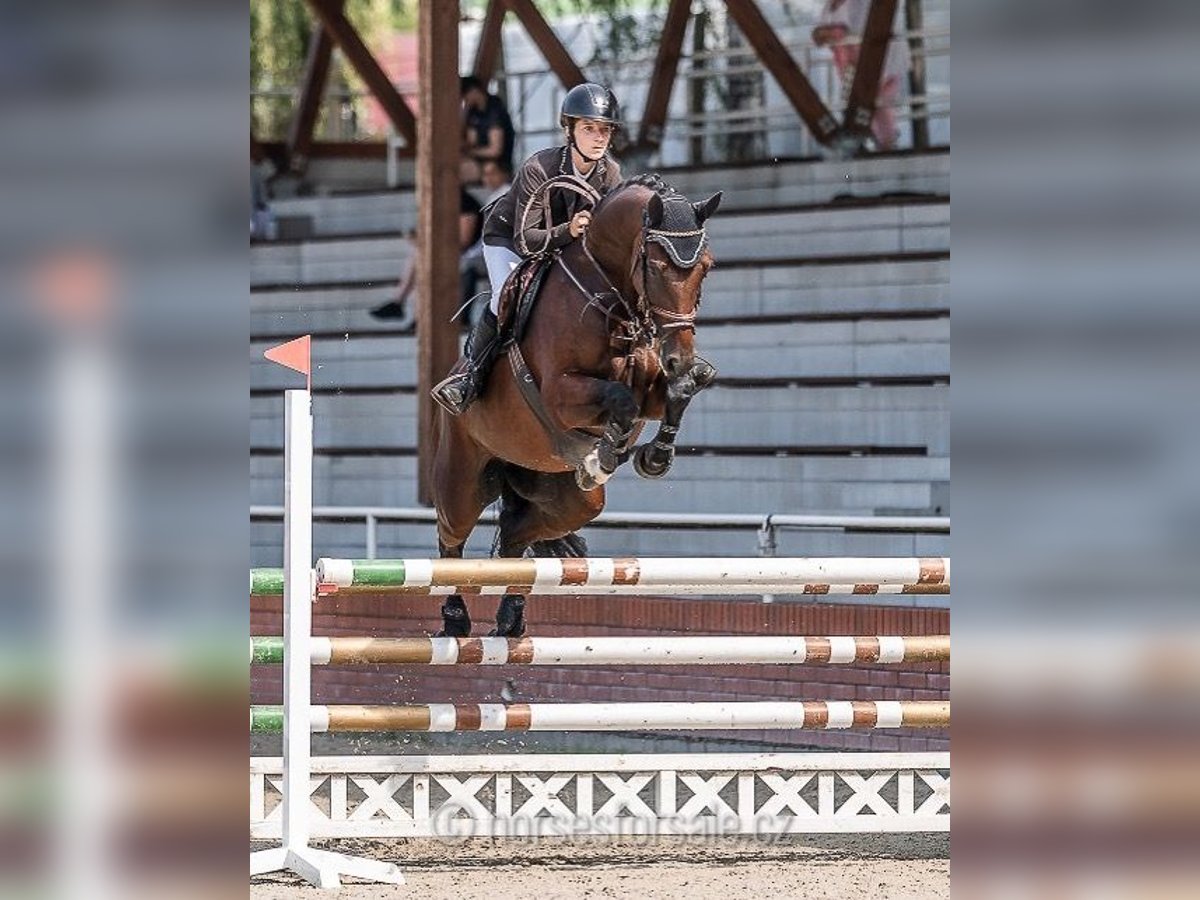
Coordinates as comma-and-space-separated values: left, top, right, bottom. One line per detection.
431, 174, 722, 637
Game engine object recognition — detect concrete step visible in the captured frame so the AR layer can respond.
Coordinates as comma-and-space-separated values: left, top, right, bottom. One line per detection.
250, 200, 948, 288
250, 317, 949, 391
251, 518, 950, 575
266, 152, 949, 239
250, 452, 948, 511
250, 257, 950, 339
249, 384, 948, 453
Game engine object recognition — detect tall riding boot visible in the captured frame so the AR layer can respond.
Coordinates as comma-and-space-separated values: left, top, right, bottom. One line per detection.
431, 308, 500, 415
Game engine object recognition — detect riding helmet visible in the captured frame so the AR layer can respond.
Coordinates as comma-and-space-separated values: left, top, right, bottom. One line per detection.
559, 83, 621, 128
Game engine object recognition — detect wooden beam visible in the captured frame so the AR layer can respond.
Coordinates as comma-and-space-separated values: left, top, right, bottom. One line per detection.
504, 0, 586, 89
254, 140, 412, 161
689, 6, 709, 164
723, 0, 838, 146
416, 0, 463, 506
286, 19, 337, 173
636, 0, 691, 150
304, 0, 417, 147
904, 0, 929, 149
472, 0, 507, 82
842, 0, 899, 139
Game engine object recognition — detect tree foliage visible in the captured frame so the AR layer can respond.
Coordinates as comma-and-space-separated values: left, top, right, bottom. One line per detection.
251, 0, 417, 139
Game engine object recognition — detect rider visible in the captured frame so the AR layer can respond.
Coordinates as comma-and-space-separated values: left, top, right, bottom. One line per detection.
433, 82, 624, 416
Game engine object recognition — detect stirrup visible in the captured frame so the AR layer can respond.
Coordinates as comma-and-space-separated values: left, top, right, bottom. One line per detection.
431, 372, 471, 416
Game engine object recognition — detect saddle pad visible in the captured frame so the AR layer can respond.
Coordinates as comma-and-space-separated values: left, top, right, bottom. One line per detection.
497, 254, 554, 345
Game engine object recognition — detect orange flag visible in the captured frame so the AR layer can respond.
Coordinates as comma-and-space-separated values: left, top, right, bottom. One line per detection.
263, 335, 311, 390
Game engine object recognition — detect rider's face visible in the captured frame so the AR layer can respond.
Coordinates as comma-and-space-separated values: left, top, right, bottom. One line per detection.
572, 118, 614, 159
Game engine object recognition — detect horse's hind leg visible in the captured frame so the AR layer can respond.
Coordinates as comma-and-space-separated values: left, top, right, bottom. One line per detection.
436, 540, 472, 637
491, 482, 532, 638
432, 416, 501, 637
492, 472, 605, 637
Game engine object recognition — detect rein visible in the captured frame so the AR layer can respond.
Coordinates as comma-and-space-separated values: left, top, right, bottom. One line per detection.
560, 194, 704, 350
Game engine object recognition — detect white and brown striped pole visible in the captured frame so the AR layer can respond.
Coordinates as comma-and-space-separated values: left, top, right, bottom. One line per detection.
250, 634, 950, 666
250, 700, 950, 733
302, 556, 951, 596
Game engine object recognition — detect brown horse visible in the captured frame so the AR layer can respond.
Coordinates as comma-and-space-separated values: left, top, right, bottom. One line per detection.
431, 174, 721, 636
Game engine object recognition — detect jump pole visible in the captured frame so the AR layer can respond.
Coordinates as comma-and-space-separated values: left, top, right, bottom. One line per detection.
310, 556, 950, 594
250, 700, 951, 733
250, 634, 951, 666
249, 387, 404, 889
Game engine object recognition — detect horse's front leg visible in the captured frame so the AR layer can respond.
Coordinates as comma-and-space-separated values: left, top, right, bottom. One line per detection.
633, 358, 717, 479
543, 373, 639, 489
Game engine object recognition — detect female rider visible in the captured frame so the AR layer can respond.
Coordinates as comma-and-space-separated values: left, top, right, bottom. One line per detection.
433, 82, 624, 415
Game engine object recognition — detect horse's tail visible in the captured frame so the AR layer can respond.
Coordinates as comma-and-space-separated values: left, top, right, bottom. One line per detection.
429, 402, 445, 509
527, 532, 588, 558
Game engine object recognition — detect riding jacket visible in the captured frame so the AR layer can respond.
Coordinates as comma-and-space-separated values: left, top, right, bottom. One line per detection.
482, 145, 622, 257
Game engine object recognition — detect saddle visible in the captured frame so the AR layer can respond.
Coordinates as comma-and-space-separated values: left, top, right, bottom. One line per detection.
496, 253, 555, 346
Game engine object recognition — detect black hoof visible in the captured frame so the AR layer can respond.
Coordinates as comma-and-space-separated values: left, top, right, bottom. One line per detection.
633, 443, 673, 479
490, 594, 526, 637
437, 596, 471, 637
691, 358, 717, 389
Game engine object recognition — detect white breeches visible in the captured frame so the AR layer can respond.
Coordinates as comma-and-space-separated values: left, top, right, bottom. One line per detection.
483, 244, 522, 315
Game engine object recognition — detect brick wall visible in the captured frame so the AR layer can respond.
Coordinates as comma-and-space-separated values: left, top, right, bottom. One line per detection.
251, 591, 949, 752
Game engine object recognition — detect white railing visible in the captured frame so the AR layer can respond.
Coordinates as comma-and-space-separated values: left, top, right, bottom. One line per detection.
251, 752, 951, 838
250, 25, 949, 165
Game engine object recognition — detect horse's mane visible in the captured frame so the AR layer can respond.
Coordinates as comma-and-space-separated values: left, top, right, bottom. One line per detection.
598, 172, 686, 213
615, 172, 678, 197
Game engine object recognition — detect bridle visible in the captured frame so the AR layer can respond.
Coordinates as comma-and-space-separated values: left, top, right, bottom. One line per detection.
528, 176, 705, 348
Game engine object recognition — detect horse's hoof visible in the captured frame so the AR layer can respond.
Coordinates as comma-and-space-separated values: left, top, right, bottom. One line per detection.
691, 359, 717, 389
438, 597, 471, 637
491, 595, 526, 637
633, 443, 673, 479
436, 620, 472, 638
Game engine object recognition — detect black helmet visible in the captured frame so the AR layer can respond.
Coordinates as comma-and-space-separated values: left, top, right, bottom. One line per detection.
559, 83, 621, 128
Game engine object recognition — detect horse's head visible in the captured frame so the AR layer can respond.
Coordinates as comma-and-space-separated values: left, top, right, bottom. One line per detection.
589, 176, 722, 379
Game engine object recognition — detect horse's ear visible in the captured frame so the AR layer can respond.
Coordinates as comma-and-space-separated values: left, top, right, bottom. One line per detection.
645, 192, 664, 227
692, 191, 723, 224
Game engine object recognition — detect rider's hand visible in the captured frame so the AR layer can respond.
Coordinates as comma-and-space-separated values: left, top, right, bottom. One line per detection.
569, 210, 592, 238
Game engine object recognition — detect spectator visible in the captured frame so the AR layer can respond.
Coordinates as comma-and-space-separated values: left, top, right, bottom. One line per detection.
460, 75, 515, 184
460, 160, 513, 326
812, 0, 909, 150
480, 158, 512, 204
371, 190, 484, 334
369, 229, 417, 331
250, 158, 276, 240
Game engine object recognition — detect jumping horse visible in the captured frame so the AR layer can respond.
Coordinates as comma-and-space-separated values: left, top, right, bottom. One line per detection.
432, 174, 722, 637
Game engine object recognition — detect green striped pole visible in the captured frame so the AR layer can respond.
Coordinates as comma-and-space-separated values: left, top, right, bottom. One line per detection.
251, 705, 285, 733
250, 568, 285, 596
